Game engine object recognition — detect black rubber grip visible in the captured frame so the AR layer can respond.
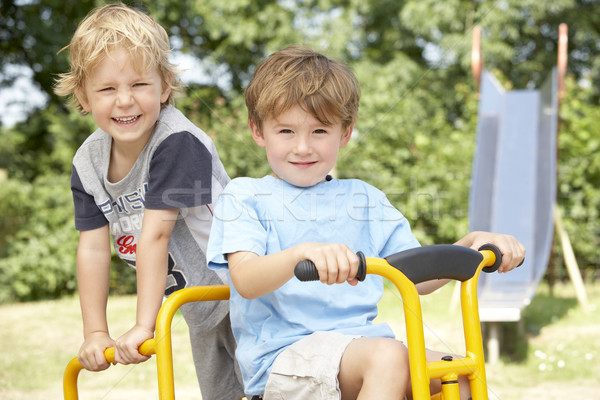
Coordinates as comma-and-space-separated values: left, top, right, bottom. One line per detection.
294, 259, 320, 281
478, 243, 524, 271
294, 251, 367, 282
478, 243, 503, 273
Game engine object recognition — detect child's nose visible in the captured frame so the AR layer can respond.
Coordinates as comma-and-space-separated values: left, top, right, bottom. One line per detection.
116, 89, 134, 107
294, 135, 311, 154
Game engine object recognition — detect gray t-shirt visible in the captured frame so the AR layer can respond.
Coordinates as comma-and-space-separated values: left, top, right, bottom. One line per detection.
71, 105, 230, 331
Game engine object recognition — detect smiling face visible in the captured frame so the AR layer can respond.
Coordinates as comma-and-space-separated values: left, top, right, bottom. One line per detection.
250, 104, 353, 187
78, 47, 171, 152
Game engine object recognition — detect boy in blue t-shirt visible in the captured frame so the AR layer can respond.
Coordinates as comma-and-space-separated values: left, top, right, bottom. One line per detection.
207, 45, 525, 399
55, 4, 243, 399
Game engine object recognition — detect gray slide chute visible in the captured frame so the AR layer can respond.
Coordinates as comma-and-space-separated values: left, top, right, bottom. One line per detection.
468, 68, 558, 322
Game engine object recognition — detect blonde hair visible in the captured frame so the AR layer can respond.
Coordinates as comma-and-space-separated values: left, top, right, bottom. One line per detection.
54, 2, 180, 113
245, 45, 360, 131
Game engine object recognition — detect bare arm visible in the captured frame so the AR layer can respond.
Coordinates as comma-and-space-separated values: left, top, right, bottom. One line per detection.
416, 231, 526, 295
227, 242, 359, 299
114, 208, 178, 365
76, 225, 114, 371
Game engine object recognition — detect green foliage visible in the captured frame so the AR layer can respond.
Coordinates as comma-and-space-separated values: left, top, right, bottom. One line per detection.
337, 57, 478, 244
0, 105, 94, 180
1, 0, 599, 304
0, 174, 78, 302
555, 77, 600, 278
109, 255, 138, 296
0, 0, 97, 103
149, 0, 305, 91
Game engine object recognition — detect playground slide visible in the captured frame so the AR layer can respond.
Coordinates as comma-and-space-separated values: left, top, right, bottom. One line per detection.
468, 68, 558, 322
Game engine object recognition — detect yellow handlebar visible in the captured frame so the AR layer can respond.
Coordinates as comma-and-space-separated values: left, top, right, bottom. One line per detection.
63, 285, 230, 400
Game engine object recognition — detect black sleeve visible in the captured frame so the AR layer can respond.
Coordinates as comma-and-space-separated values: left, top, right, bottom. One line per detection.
71, 166, 108, 231
144, 131, 213, 210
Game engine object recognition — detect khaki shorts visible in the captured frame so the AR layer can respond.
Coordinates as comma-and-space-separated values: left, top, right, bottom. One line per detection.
263, 331, 361, 400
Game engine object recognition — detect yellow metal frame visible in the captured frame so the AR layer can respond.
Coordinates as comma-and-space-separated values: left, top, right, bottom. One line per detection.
368, 249, 495, 400
64, 250, 496, 400
63, 285, 230, 400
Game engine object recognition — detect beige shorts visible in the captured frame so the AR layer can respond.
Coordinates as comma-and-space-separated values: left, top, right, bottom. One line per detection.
263, 331, 361, 400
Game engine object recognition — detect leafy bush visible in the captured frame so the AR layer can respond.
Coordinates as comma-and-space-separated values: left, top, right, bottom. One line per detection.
0, 174, 78, 302
337, 59, 478, 245
554, 77, 600, 279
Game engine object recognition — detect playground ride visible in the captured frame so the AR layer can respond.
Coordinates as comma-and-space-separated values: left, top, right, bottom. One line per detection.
65, 244, 505, 400
468, 24, 588, 363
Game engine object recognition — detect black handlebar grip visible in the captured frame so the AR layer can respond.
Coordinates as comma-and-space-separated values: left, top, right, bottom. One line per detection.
478, 243, 525, 272
294, 251, 367, 282
294, 259, 320, 281
478, 243, 502, 273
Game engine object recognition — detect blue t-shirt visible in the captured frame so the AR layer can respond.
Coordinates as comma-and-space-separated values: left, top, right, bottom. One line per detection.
207, 175, 420, 395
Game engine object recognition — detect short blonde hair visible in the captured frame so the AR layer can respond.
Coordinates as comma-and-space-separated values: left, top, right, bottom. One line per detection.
54, 2, 180, 113
245, 45, 360, 131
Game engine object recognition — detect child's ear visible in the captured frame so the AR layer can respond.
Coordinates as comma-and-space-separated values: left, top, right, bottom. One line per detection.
249, 119, 266, 147
76, 90, 91, 113
160, 75, 172, 104
339, 124, 354, 148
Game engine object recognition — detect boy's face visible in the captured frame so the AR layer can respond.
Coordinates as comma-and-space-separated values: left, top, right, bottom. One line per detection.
250, 104, 352, 187
78, 48, 170, 152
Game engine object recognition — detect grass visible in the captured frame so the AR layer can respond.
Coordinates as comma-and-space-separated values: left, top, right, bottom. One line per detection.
377, 281, 600, 399
1, 281, 598, 399
0, 295, 199, 400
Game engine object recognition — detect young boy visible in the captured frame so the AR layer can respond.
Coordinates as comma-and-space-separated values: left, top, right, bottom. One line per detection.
54, 4, 243, 399
207, 45, 526, 399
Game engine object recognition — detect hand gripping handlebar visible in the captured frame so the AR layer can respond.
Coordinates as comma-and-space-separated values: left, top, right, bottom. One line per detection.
294, 244, 507, 283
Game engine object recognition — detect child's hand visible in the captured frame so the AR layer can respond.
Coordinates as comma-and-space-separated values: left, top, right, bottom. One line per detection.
78, 331, 115, 371
301, 243, 360, 286
114, 325, 154, 365
458, 231, 526, 273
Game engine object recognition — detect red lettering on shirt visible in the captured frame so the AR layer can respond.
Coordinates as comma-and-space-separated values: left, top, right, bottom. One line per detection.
117, 235, 137, 255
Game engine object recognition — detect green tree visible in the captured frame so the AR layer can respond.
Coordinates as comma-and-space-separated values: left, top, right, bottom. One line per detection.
555, 76, 600, 279
0, 174, 77, 302
1, 0, 599, 303
0, 0, 98, 104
